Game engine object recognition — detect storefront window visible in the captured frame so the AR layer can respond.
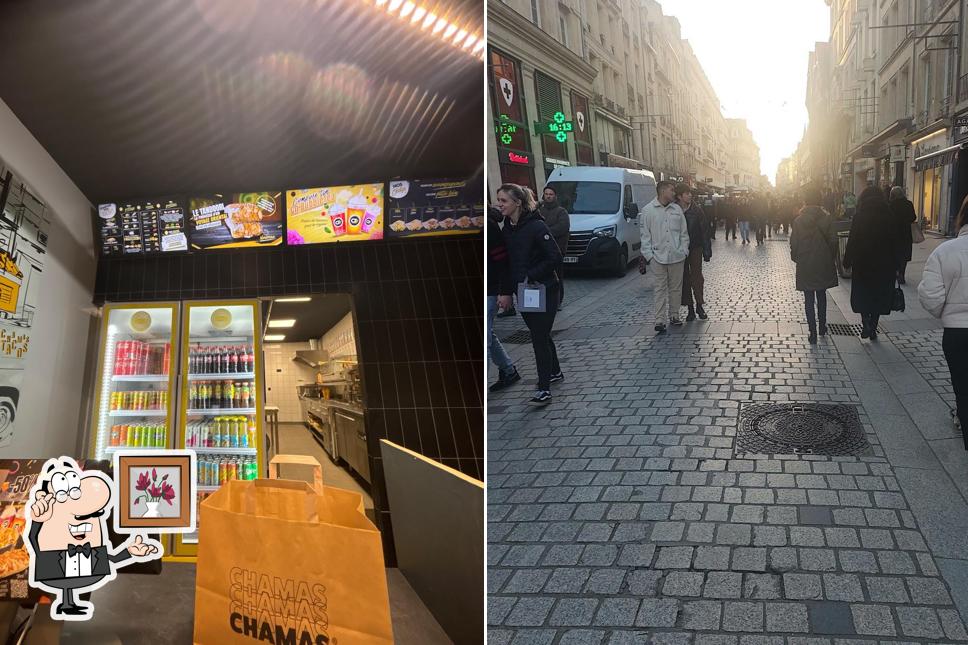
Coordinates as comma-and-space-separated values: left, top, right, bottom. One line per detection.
571, 92, 595, 166
490, 49, 535, 190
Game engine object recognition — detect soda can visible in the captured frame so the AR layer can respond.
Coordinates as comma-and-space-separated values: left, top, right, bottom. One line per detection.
218, 459, 227, 485
227, 459, 237, 481
129, 425, 140, 447
118, 425, 128, 446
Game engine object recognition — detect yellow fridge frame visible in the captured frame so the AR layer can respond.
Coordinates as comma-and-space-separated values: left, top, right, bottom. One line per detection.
88, 301, 180, 460
169, 298, 265, 561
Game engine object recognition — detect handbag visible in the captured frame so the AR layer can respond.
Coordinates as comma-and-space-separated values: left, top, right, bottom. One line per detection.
911, 221, 925, 244
892, 279, 906, 312
517, 281, 547, 313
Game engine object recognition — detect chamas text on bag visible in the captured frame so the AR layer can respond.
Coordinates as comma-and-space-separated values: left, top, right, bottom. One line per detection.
229, 567, 330, 645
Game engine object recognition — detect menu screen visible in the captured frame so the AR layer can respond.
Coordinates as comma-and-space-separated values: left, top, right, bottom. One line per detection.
188, 192, 284, 250
285, 183, 383, 245
385, 177, 485, 237
97, 197, 187, 256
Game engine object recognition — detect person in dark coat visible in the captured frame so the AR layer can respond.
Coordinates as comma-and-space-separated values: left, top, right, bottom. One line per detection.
888, 186, 916, 284
496, 183, 563, 406
487, 207, 520, 392
843, 186, 899, 340
676, 184, 711, 321
790, 187, 838, 344
541, 186, 570, 309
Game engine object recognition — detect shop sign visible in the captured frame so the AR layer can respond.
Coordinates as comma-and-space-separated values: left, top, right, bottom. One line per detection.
507, 151, 531, 166
533, 111, 574, 143
495, 114, 518, 146
545, 156, 570, 167
285, 184, 383, 245
385, 177, 484, 238
955, 115, 968, 128
890, 145, 906, 163
913, 130, 949, 160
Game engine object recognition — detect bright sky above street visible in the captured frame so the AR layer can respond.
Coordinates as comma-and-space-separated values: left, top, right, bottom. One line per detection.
657, 0, 830, 185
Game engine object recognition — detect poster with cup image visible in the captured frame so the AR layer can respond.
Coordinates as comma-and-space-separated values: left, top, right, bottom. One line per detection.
385, 176, 485, 237
285, 183, 383, 245
97, 197, 187, 256
187, 192, 283, 250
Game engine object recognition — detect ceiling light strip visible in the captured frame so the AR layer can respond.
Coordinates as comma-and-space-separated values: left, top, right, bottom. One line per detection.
365, 0, 481, 59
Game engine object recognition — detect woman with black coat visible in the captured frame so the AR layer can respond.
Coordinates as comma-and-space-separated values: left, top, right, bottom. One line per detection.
496, 183, 563, 405
888, 186, 917, 283
790, 188, 838, 344
843, 186, 899, 340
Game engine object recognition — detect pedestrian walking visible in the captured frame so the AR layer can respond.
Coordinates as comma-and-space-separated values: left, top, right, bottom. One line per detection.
843, 186, 899, 340
487, 208, 521, 392
639, 180, 690, 333
738, 198, 751, 244
918, 195, 968, 443
540, 186, 570, 311
790, 187, 838, 344
676, 184, 710, 322
724, 199, 737, 241
754, 196, 767, 246
496, 183, 563, 406
888, 186, 916, 284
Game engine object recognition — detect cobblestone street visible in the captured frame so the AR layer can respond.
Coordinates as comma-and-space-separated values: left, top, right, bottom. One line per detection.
488, 232, 968, 644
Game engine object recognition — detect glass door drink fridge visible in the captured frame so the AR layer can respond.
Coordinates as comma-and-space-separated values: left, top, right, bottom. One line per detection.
172, 299, 264, 558
89, 303, 178, 461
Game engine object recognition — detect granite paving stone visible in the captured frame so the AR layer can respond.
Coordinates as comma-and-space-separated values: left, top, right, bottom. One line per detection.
488, 239, 968, 642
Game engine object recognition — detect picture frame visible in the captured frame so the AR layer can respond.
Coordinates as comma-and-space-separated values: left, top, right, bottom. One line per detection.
112, 450, 196, 534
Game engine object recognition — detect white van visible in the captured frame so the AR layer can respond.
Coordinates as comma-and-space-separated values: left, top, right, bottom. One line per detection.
544, 166, 657, 276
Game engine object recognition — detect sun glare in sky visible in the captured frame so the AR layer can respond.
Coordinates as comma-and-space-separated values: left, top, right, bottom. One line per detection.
658, 0, 830, 186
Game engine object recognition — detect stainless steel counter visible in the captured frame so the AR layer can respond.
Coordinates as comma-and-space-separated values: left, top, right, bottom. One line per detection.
299, 394, 368, 483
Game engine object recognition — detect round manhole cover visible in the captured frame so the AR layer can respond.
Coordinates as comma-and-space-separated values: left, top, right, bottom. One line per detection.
737, 403, 871, 456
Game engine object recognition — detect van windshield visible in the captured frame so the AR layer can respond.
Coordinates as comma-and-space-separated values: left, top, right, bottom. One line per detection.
545, 181, 621, 215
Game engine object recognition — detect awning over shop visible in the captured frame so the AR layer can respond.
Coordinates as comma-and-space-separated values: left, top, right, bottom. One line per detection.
914, 144, 961, 172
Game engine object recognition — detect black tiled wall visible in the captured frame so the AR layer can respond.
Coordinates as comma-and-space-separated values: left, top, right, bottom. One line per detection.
93, 237, 484, 563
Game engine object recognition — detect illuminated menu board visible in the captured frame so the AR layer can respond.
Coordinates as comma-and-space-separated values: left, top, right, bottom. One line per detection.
187, 192, 283, 250
285, 183, 383, 245
97, 197, 187, 256
385, 177, 484, 237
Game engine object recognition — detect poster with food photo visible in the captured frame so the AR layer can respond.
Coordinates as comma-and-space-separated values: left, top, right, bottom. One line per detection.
385, 176, 485, 238
187, 192, 283, 250
97, 197, 187, 256
285, 183, 383, 245
0, 459, 45, 601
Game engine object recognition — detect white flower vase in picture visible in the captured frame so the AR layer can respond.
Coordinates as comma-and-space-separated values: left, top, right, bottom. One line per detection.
142, 501, 161, 518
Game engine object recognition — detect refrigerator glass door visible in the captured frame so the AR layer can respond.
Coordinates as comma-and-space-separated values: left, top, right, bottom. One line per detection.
174, 300, 264, 556
89, 303, 178, 461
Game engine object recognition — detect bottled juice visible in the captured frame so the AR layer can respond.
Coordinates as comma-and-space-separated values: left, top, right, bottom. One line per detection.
247, 417, 257, 449
237, 417, 248, 448
224, 382, 234, 409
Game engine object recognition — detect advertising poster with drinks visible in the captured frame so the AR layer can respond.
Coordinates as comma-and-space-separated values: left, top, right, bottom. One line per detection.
97, 197, 188, 256
385, 176, 485, 237
0, 459, 45, 601
285, 183, 384, 245
187, 192, 283, 250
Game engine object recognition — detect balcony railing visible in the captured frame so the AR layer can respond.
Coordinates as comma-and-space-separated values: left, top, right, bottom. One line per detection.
959, 73, 968, 103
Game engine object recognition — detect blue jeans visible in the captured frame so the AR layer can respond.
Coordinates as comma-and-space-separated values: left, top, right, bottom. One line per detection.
487, 296, 514, 376
738, 221, 751, 241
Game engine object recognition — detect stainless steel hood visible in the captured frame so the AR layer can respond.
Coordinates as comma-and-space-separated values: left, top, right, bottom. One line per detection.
293, 347, 329, 368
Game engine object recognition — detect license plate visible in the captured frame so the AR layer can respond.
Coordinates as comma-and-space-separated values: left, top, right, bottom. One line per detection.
563, 256, 579, 263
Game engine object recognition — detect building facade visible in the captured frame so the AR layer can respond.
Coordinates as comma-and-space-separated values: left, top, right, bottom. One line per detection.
726, 118, 761, 191
487, 0, 759, 197
794, 0, 964, 234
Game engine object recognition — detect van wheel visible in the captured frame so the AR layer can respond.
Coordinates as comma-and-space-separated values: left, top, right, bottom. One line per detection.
612, 246, 628, 277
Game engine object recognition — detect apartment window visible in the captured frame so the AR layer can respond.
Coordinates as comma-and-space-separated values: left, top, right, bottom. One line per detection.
922, 55, 931, 118
559, 14, 569, 48
531, 0, 540, 26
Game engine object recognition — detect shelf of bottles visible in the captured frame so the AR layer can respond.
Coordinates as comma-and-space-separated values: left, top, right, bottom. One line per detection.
179, 303, 262, 547
92, 305, 177, 460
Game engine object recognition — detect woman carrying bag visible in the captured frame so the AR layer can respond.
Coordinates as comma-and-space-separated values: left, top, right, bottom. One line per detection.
889, 186, 917, 284
918, 196, 968, 443
790, 187, 838, 344
496, 183, 563, 406
843, 186, 899, 341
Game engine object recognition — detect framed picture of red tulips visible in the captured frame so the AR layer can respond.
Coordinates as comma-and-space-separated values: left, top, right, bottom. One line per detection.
114, 451, 196, 532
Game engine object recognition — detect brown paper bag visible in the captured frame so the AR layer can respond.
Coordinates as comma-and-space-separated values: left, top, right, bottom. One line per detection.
193, 455, 393, 645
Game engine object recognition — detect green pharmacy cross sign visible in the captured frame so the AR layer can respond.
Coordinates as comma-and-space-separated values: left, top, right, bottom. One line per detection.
496, 114, 518, 146
534, 111, 574, 143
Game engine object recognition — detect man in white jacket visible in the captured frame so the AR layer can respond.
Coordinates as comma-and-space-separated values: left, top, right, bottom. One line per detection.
918, 211, 968, 441
640, 180, 690, 333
